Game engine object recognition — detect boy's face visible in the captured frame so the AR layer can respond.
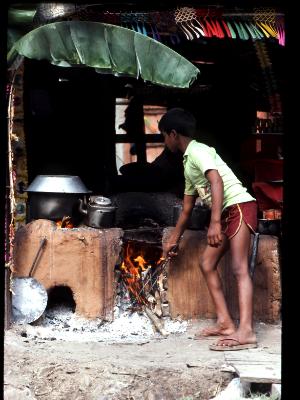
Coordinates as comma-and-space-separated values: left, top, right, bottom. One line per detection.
162, 130, 179, 153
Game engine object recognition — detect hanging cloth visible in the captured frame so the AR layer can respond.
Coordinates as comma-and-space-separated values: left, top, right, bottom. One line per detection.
210, 18, 225, 38
225, 20, 237, 39
256, 22, 271, 38
237, 21, 250, 40
174, 7, 205, 40
249, 22, 264, 39
260, 22, 277, 37
277, 25, 285, 46
243, 21, 259, 39
221, 19, 232, 38
233, 20, 245, 39
253, 8, 278, 39
203, 18, 217, 37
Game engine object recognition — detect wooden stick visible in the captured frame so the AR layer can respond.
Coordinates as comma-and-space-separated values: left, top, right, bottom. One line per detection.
143, 306, 168, 337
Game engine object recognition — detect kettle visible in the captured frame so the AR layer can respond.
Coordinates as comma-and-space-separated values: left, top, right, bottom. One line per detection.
79, 196, 117, 228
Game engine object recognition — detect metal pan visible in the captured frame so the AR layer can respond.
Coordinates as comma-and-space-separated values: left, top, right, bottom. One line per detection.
11, 237, 48, 324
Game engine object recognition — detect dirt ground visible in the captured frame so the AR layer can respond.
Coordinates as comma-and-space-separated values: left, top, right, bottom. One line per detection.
4, 319, 281, 400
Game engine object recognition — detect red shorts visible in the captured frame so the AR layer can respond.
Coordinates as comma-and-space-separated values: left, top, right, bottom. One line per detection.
221, 201, 258, 239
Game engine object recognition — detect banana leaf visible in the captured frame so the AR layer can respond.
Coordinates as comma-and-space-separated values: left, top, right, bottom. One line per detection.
7, 21, 200, 88
7, 5, 37, 52
8, 6, 36, 26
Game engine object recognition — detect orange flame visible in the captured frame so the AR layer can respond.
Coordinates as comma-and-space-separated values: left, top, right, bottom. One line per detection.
56, 216, 74, 229
120, 242, 162, 305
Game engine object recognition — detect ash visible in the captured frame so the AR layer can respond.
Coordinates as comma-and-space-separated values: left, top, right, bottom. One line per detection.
16, 305, 187, 343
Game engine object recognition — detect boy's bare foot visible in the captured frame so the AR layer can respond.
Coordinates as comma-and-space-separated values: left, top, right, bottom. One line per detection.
194, 321, 236, 338
212, 328, 257, 348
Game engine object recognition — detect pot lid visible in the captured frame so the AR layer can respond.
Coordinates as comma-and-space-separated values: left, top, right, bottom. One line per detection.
26, 175, 92, 193
93, 196, 112, 206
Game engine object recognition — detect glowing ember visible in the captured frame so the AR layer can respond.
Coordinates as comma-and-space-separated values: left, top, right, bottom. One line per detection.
56, 216, 74, 229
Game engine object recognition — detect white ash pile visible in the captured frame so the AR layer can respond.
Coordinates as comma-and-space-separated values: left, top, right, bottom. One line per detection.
15, 305, 187, 343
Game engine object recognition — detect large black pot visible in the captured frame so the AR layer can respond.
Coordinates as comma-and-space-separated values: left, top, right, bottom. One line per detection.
258, 218, 281, 236
26, 175, 91, 222
173, 204, 210, 230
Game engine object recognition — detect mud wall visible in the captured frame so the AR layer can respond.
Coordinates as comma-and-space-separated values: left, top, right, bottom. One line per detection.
163, 228, 281, 323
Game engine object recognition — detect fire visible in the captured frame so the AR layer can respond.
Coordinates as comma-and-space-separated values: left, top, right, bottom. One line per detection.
56, 216, 74, 229
119, 241, 163, 306
134, 255, 147, 271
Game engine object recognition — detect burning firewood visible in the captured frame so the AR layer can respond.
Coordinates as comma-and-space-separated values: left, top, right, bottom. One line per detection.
153, 290, 162, 317
141, 266, 151, 280
143, 306, 168, 337
161, 303, 170, 317
146, 294, 155, 303
157, 274, 164, 291
160, 290, 168, 303
162, 276, 168, 289
116, 240, 172, 333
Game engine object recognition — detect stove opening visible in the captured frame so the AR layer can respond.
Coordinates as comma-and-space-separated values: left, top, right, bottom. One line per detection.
115, 234, 169, 321
47, 286, 76, 312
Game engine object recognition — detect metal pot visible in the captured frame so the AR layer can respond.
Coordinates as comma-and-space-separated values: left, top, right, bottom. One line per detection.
79, 196, 117, 228
26, 175, 91, 193
258, 218, 281, 235
173, 204, 210, 230
26, 175, 91, 222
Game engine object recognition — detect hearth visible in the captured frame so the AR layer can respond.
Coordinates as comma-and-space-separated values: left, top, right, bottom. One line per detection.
12, 213, 281, 326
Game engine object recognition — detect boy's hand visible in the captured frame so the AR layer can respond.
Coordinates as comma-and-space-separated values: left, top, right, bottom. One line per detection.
162, 242, 179, 258
207, 221, 223, 247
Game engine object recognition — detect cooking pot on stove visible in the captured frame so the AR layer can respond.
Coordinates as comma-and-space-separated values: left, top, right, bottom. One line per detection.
26, 175, 91, 222
79, 196, 117, 228
258, 218, 281, 236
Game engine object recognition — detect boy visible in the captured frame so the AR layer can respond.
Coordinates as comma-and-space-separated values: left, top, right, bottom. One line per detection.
159, 108, 258, 351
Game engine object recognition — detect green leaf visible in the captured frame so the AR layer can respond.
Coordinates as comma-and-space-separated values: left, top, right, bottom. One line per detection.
8, 21, 200, 88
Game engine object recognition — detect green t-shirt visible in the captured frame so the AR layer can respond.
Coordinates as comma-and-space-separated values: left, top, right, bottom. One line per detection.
183, 140, 255, 210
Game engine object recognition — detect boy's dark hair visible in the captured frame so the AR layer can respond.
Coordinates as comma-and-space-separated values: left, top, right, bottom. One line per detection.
158, 108, 196, 138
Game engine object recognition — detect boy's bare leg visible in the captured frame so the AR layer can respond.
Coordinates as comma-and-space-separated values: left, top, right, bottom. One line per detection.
197, 234, 236, 337
215, 221, 257, 347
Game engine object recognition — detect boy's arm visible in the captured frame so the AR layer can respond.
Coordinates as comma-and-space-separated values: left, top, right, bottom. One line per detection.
205, 169, 224, 246
163, 194, 196, 257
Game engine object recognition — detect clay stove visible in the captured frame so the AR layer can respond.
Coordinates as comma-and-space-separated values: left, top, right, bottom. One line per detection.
13, 219, 123, 320
13, 221, 281, 324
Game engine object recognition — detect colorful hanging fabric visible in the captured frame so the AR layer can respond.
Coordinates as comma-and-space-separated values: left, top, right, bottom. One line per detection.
277, 24, 285, 46
225, 20, 237, 39
221, 19, 232, 38
202, 18, 216, 37
174, 7, 204, 40
253, 8, 278, 39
